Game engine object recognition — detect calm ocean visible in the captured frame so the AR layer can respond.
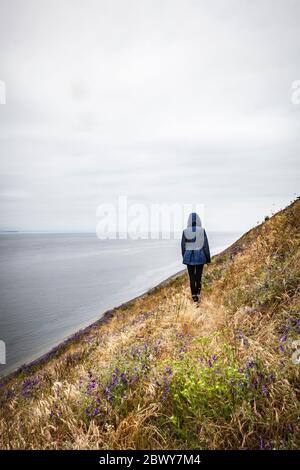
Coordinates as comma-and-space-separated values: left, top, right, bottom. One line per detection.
0, 232, 240, 377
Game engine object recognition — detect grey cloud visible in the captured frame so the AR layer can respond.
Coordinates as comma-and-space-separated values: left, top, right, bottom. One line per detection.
0, 0, 299, 232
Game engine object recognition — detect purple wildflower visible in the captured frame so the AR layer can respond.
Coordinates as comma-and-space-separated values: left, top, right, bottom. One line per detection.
120, 372, 128, 385
21, 376, 41, 397
104, 387, 113, 403
132, 374, 139, 383
252, 379, 258, 389
162, 375, 170, 400
111, 373, 118, 386
86, 378, 96, 396
259, 436, 265, 450
245, 359, 255, 370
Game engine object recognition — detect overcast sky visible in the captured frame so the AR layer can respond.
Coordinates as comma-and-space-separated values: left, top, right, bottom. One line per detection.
0, 0, 299, 233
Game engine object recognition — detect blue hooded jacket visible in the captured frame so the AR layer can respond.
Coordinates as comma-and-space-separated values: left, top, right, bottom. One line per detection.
181, 213, 211, 265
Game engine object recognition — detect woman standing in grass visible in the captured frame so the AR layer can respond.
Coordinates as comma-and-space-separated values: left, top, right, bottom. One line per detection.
181, 212, 211, 302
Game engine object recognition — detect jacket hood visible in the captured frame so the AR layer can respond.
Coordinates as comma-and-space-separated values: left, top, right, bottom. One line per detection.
187, 212, 202, 228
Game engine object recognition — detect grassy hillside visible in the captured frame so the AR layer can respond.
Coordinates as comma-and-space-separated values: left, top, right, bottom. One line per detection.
0, 200, 299, 450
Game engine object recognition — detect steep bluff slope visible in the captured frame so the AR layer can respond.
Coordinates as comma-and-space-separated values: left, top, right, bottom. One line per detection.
0, 200, 299, 449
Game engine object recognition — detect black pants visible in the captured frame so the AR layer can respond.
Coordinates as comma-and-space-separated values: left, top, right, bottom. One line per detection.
187, 264, 204, 296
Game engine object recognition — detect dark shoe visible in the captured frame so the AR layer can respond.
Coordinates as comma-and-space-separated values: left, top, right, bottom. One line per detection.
192, 295, 199, 302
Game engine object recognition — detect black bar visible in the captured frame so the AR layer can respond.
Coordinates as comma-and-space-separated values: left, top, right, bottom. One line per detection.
0, 450, 299, 467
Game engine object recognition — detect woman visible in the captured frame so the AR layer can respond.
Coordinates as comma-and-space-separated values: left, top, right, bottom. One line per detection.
181, 212, 211, 302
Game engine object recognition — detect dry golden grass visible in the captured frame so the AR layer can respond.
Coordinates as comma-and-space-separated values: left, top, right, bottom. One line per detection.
0, 199, 299, 450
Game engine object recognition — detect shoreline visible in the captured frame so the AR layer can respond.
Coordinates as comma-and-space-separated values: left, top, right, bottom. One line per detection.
0, 243, 230, 385
0, 267, 186, 386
